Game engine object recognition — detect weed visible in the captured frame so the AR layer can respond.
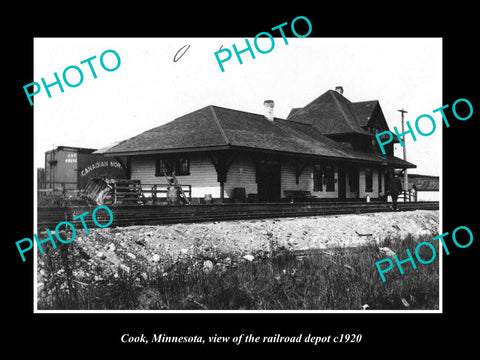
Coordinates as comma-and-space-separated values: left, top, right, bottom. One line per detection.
37, 231, 439, 310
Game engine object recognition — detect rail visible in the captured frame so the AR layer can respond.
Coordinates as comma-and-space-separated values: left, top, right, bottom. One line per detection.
37, 201, 439, 229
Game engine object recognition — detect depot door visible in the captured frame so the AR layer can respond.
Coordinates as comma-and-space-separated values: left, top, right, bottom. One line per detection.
257, 160, 281, 202
338, 167, 346, 200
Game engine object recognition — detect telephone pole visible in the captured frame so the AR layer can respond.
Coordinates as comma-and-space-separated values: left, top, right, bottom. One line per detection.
398, 108, 408, 194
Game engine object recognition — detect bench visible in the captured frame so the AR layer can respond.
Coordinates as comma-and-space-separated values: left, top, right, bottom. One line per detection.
284, 190, 312, 202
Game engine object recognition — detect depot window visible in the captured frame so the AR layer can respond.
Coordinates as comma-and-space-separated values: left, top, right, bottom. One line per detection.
313, 162, 335, 192
155, 157, 190, 176
365, 167, 373, 192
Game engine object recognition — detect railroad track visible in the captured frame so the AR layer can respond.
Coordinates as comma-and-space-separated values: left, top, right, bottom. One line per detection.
37, 201, 439, 230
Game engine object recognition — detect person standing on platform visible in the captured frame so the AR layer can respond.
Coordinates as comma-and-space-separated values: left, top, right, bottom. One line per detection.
389, 173, 403, 211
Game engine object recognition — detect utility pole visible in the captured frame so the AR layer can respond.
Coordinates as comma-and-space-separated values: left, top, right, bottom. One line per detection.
398, 108, 408, 196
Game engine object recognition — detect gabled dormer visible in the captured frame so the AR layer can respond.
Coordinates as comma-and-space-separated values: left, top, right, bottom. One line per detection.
286, 87, 396, 156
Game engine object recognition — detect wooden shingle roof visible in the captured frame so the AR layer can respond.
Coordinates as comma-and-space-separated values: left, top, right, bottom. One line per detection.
350, 100, 379, 127
104, 104, 415, 168
287, 90, 380, 135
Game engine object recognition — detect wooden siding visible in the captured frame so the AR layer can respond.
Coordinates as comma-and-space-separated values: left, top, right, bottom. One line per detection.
223, 154, 257, 198
130, 154, 220, 198
131, 153, 256, 199
130, 152, 386, 200
281, 161, 314, 197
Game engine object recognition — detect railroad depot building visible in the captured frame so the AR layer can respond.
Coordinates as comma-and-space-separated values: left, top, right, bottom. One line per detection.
101, 87, 415, 203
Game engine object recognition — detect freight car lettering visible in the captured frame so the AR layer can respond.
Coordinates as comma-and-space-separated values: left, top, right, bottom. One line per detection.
65, 153, 77, 163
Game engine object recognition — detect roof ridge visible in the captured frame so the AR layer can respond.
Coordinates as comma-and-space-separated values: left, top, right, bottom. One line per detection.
329, 89, 352, 103
330, 91, 370, 134
330, 90, 357, 131
210, 104, 286, 121
352, 99, 379, 105
209, 105, 230, 145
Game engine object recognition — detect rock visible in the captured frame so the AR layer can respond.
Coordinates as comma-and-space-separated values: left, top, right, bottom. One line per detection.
379, 247, 395, 258
137, 287, 166, 310
108, 243, 116, 251
400, 297, 410, 308
243, 254, 254, 262
119, 264, 131, 273
78, 248, 90, 260
152, 254, 161, 263
203, 260, 214, 273
104, 250, 121, 266
127, 252, 136, 259
96, 252, 106, 259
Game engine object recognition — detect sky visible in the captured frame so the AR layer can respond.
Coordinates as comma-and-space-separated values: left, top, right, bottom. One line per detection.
34, 37, 442, 176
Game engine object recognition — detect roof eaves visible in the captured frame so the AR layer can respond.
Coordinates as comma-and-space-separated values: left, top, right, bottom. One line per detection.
103, 144, 232, 157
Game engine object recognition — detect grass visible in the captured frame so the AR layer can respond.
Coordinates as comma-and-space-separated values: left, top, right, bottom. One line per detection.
37, 231, 439, 310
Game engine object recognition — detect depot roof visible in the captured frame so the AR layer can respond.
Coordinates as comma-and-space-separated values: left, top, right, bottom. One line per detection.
102, 103, 414, 168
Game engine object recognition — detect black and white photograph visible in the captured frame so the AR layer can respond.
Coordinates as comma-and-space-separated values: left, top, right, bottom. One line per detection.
33, 37, 441, 312
7, 8, 478, 355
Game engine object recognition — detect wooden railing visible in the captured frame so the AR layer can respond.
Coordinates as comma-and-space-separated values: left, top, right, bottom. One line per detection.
140, 184, 192, 205
37, 182, 80, 198
37, 181, 192, 205
398, 189, 417, 202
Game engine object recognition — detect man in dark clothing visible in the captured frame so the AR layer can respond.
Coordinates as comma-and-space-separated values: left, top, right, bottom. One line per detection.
389, 173, 403, 210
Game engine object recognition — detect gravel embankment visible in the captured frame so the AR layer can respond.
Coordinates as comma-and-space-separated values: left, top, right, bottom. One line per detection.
36, 210, 440, 309
42, 210, 438, 272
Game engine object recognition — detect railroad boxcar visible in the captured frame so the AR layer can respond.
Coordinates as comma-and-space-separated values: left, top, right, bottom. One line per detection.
43, 145, 127, 192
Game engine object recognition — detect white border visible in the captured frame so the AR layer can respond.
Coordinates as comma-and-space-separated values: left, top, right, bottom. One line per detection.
33, 37, 443, 314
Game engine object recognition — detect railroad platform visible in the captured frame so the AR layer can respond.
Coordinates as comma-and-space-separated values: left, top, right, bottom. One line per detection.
37, 201, 439, 230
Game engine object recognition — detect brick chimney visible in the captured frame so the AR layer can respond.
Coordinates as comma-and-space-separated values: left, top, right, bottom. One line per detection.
335, 86, 344, 95
264, 100, 274, 121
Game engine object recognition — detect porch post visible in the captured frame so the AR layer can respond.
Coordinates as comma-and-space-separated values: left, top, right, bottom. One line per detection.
294, 158, 309, 185
209, 151, 236, 203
